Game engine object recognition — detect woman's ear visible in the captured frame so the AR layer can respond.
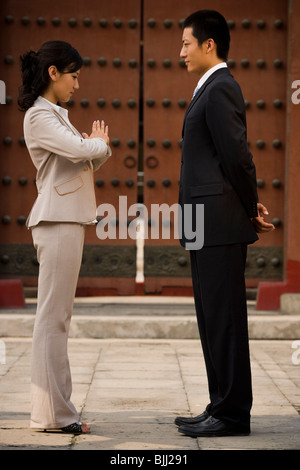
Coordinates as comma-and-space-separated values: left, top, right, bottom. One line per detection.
48, 65, 58, 81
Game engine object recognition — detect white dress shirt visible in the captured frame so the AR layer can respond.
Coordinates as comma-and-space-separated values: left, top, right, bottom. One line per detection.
39, 96, 80, 136
192, 62, 227, 98
40, 96, 69, 119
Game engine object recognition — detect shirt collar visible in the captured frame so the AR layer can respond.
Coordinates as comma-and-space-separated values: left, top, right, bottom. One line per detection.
194, 62, 227, 95
36, 96, 69, 120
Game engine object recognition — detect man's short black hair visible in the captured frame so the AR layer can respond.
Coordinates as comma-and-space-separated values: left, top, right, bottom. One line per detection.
183, 10, 230, 62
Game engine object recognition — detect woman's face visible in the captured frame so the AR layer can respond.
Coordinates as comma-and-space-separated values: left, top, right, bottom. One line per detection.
46, 66, 80, 103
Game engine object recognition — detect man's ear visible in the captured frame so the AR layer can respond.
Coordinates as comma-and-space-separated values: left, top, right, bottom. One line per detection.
206, 38, 216, 54
48, 65, 58, 81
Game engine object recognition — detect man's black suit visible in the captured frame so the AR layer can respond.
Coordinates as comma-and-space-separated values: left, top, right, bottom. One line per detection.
179, 67, 259, 432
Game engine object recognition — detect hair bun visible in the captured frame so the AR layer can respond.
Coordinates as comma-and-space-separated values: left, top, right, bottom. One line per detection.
21, 50, 38, 72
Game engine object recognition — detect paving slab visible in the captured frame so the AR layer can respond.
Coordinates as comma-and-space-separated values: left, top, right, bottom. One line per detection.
0, 337, 299, 454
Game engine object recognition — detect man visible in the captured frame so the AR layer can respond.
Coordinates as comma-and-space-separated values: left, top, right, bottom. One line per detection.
176, 10, 274, 437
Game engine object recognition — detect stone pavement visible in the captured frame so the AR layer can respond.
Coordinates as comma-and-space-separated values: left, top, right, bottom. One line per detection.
0, 297, 300, 453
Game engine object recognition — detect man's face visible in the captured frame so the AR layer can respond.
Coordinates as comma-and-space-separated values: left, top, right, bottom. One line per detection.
180, 27, 209, 76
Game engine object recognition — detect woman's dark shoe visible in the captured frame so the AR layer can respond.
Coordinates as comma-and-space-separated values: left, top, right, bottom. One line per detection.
61, 421, 90, 434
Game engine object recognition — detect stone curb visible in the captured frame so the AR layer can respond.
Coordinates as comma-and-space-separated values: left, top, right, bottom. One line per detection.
0, 313, 299, 340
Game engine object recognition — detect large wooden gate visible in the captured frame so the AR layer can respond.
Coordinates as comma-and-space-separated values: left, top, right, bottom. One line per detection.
142, 0, 287, 293
0, 0, 287, 295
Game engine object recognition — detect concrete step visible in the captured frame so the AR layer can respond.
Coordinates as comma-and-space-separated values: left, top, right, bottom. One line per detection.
0, 297, 299, 340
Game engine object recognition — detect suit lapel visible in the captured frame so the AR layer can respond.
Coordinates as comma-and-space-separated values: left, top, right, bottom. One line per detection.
52, 109, 94, 170
34, 97, 83, 139
182, 68, 230, 137
52, 109, 83, 138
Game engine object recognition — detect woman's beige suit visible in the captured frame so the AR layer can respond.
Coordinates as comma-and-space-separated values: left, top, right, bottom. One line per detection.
24, 96, 111, 429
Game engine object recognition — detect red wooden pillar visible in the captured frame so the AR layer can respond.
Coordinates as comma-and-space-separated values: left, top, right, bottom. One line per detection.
256, 0, 300, 310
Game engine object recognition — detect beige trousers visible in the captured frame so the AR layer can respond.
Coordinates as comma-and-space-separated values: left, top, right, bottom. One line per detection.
30, 222, 85, 429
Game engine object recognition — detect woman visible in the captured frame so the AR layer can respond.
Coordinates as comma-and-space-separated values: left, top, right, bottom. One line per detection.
18, 40, 111, 434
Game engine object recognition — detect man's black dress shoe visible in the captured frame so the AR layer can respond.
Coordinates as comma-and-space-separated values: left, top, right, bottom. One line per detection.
174, 410, 209, 426
178, 416, 250, 437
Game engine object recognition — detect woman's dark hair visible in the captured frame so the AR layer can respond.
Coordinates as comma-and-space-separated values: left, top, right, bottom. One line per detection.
18, 40, 83, 111
183, 10, 230, 62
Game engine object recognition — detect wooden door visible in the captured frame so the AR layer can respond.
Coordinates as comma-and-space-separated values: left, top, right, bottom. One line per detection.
0, 0, 287, 295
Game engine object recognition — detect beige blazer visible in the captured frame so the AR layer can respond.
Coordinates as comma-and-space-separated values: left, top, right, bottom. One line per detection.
24, 96, 111, 227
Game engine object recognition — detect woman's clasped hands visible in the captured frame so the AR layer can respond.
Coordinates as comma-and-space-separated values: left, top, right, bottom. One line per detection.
82, 119, 109, 146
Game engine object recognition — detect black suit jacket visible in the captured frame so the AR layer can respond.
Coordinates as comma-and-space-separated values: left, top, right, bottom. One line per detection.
179, 67, 259, 249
